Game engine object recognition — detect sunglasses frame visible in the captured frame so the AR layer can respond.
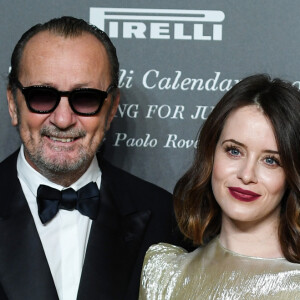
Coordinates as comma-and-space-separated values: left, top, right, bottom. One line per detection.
15, 79, 116, 116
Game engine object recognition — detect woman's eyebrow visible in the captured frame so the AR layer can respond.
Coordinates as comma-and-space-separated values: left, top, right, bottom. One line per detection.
221, 139, 279, 154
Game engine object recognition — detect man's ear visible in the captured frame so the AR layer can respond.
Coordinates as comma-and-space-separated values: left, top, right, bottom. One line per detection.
106, 89, 120, 130
7, 88, 19, 126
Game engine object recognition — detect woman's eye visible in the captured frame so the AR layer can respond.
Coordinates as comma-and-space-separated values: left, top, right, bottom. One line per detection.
264, 156, 280, 166
226, 147, 240, 156
230, 149, 240, 155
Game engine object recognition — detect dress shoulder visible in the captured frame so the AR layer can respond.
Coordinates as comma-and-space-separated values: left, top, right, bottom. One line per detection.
146, 242, 187, 257
139, 243, 188, 299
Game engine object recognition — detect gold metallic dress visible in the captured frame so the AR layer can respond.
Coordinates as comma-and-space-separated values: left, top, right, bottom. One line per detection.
139, 237, 300, 299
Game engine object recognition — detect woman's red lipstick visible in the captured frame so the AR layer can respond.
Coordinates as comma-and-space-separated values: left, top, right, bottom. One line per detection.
228, 187, 261, 202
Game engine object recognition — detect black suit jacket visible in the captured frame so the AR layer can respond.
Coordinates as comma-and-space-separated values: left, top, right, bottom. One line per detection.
0, 150, 185, 300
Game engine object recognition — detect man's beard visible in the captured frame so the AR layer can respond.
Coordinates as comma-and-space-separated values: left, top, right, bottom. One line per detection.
25, 142, 91, 174
23, 126, 95, 182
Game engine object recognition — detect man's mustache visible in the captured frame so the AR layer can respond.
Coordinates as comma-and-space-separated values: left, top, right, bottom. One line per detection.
40, 127, 86, 138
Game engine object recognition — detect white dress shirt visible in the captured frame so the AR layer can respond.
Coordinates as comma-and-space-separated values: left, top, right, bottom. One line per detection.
17, 145, 101, 300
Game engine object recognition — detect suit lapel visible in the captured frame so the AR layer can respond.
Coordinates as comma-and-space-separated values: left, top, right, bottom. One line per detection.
77, 162, 151, 300
0, 151, 58, 300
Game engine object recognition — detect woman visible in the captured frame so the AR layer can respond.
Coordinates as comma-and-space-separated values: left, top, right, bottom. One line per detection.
139, 74, 300, 299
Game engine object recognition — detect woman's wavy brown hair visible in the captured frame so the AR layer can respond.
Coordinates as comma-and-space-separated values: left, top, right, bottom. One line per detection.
174, 74, 300, 263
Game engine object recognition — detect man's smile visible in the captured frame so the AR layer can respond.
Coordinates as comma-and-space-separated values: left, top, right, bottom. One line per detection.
49, 136, 77, 143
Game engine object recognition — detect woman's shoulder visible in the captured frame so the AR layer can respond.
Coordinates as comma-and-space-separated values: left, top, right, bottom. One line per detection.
146, 242, 188, 257
142, 243, 189, 272
142, 240, 213, 273
139, 243, 190, 299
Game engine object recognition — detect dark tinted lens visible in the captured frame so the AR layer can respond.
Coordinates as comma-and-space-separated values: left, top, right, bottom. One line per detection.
71, 90, 106, 114
26, 88, 57, 112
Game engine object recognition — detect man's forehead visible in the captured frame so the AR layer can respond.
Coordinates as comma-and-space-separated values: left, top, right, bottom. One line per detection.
18, 30, 111, 86
19, 30, 109, 72
23, 30, 105, 54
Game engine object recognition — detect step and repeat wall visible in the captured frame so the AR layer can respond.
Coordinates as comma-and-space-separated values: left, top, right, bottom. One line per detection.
1, 0, 300, 192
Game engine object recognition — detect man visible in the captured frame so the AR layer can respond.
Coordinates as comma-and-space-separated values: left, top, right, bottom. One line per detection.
0, 17, 184, 300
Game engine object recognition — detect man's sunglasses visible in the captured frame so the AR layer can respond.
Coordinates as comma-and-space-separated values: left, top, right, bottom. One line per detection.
15, 80, 117, 116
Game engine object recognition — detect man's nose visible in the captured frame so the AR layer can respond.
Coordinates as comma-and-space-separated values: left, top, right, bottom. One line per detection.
237, 159, 258, 184
49, 97, 76, 129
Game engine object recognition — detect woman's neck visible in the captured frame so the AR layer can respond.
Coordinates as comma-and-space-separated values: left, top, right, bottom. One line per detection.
219, 216, 283, 258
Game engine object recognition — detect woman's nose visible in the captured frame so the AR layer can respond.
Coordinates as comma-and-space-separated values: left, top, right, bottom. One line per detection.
237, 159, 258, 184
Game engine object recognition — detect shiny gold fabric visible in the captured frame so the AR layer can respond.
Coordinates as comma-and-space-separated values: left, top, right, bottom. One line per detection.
139, 237, 300, 299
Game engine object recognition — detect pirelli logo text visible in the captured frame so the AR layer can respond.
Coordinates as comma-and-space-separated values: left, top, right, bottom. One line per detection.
90, 8, 225, 41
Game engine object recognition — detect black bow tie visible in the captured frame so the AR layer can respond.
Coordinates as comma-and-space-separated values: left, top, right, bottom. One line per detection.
37, 182, 100, 224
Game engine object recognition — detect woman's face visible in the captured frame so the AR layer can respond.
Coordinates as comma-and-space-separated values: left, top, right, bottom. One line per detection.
211, 105, 286, 228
